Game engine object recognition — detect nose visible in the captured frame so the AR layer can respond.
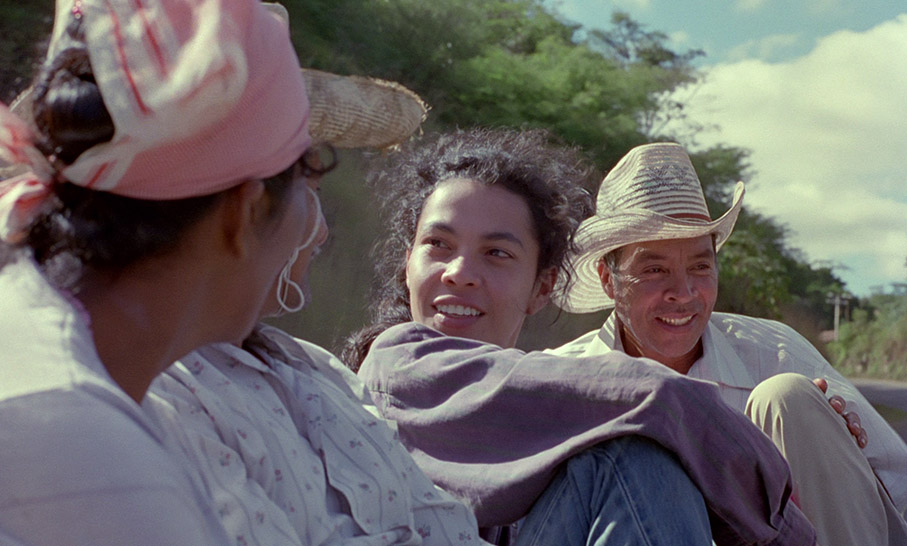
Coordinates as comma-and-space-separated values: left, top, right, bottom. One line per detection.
300, 188, 327, 247
440, 255, 478, 287
665, 271, 697, 302
313, 207, 328, 247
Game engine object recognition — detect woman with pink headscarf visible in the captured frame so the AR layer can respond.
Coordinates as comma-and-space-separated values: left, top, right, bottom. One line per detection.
0, 0, 315, 543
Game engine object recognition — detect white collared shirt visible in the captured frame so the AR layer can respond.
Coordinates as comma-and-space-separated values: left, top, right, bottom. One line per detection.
551, 311, 907, 516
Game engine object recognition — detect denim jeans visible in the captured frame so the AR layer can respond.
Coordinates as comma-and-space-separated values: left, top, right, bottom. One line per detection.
514, 436, 712, 546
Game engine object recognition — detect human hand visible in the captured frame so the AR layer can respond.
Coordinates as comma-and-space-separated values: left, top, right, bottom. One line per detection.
813, 377, 868, 449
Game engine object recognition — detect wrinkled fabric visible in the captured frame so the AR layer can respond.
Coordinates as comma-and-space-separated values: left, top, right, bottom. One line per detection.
358, 322, 816, 546
746, 373, 907, 546
557, 311, 907, 518
51, 0, 311, 196
0, 252, 230, 545
514, 437, 713, 545
146, 324, 488, 546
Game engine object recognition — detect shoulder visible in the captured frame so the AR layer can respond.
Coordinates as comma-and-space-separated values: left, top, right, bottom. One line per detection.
365, 322, 505, 369
711, 312, 811, 344
257, 324, 375, 403
709, 312, 827, 365
547, 328, 603, 356
364, 322, 472, 367
0, 391, 224, 544
373, 321, 444, 346
360, 322, 524, 398
0, 387, 189, 502
359, 322, 443, 385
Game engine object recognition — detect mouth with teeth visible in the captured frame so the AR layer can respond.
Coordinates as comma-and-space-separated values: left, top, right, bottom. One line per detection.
435, 304, 483, 318
656, 314, 695, 327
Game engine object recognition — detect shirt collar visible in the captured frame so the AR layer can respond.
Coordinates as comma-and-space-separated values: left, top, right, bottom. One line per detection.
691, 315, 760, 388
597, 313, 620, 350
598, 313, 758, 389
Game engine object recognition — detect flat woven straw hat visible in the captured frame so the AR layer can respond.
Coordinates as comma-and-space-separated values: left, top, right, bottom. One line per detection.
553, 142, 745, 314
302, 69, 427, 149
0, 71, 427, 179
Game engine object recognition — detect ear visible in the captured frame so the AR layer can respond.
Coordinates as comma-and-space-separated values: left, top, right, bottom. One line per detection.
597, 258, 616, 299
527, 266, 557, 316
220, 180, 267, 259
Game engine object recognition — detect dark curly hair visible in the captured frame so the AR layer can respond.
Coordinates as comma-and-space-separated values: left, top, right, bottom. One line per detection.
340, 127, 595, 370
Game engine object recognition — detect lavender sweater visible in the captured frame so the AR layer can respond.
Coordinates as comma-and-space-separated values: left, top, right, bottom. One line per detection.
358, 322, 816, 546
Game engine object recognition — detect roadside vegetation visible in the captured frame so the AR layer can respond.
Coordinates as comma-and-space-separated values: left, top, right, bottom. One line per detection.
829, 292, 907, 381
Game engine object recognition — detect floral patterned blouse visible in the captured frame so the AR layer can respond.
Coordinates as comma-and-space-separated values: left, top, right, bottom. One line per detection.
145, 324, 486, 546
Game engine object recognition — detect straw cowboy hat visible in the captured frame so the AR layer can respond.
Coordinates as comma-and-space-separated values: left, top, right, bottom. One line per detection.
553, 142, 745, 314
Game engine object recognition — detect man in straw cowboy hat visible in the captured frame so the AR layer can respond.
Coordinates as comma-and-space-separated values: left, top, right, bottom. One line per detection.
551, 142, 907, 546
142, 5, 492, 545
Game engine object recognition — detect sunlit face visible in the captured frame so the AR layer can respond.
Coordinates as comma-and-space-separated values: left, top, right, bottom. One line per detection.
259, 169, 328, 319
600, 235, 718, 373
405, 178, 553, 349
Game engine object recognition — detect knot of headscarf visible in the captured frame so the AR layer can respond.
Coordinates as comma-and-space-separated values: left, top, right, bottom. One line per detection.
0, 105, 55, 243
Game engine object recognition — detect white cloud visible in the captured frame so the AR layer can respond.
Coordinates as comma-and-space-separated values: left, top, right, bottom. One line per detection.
669, 30, 690, 45
805, 0, 846, 16
671, 15, 907, 295
735, 0, 769, 13
725, 33, 802, 61
613, 0, 652, 9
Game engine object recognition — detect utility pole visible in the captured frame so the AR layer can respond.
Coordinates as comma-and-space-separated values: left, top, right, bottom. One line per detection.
826, 291, 851, 341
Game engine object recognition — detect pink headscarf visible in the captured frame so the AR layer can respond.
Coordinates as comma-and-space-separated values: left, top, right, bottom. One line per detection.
0, 0, 311, 242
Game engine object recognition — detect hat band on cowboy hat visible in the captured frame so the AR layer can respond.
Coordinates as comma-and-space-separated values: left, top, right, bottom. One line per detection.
553, 142, 745, 314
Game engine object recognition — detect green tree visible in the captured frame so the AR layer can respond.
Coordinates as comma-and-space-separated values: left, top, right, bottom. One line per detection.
0, 0, 857, 357
0, 0, 53, 102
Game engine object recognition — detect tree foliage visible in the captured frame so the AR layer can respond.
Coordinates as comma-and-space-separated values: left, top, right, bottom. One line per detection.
0, 0, 52, 103
0, 0, 855, 359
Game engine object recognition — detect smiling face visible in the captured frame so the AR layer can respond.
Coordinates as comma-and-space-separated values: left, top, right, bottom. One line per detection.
599, 235, 718, 374
405, 178, 553, 348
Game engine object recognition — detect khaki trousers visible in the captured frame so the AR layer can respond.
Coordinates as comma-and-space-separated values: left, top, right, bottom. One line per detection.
746, 373, 907, 546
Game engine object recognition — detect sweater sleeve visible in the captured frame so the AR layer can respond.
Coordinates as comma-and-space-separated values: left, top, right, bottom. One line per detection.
359, 322, 816, 546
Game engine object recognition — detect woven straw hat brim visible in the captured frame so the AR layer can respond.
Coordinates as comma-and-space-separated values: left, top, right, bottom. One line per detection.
302, 68, 427, 149
0, 70, 428, 179
554, 181, 744, 314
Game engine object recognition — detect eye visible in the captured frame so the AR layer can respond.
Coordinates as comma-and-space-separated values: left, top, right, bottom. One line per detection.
427, 237, 449, 249
487, 248, 514, 259
419, 236, 452, 255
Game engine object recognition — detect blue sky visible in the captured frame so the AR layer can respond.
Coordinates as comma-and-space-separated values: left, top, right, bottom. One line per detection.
544, 0, 907, 296
547, 0, 905, 63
